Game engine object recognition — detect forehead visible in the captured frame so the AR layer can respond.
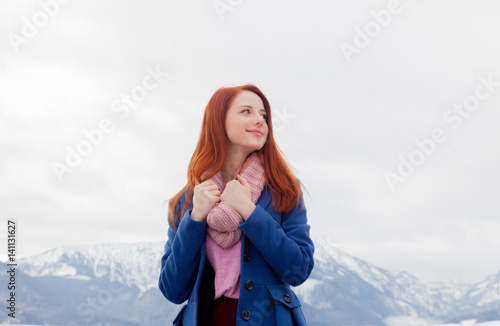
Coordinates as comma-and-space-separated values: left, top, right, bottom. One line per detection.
229, 90, 265, 110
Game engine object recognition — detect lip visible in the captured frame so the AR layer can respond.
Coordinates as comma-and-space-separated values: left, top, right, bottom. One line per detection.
247, 129, 263, 136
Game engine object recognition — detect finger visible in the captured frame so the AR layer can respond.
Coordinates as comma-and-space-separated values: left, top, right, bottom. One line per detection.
208, 188, 221, 195
205, 180, 219, 188
236, 173, 250, 187
205, 184, 219, 191
210, 194, 221, 202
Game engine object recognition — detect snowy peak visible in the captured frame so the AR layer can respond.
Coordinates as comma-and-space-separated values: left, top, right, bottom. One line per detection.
18, 242, 165, 292
460, 271, 500, 310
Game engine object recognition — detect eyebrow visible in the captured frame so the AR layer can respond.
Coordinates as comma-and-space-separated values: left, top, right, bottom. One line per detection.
237, 105, 266, 113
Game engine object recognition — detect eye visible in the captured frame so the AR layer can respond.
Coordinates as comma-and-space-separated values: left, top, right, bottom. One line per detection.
240, 108, 267, 120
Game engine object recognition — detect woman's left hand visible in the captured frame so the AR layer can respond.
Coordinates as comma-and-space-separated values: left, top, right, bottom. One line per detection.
221, 174, 256, 220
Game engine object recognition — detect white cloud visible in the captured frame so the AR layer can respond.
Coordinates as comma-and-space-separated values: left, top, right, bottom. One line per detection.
1, 0, 500, 285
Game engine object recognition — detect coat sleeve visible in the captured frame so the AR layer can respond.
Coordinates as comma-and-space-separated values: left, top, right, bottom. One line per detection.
238, 190, 314, 286
158, 192, 207, 304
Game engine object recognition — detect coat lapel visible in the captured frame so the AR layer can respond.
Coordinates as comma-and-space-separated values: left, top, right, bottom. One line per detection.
257, 185, 272, 210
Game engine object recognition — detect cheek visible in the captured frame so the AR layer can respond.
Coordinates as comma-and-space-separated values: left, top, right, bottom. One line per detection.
231, 119, 247, 132
226, 118, 246, 138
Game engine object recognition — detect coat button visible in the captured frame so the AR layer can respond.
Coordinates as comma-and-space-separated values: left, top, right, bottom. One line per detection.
245, 280, 254, 291
241, 310, 251, 321
243, 252, 249, 262
283, 294, 292, 304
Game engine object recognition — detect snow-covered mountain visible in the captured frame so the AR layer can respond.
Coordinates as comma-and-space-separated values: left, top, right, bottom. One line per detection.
451, 272, 500, 321
19, 242, 162, 292
4, 237, 499, 325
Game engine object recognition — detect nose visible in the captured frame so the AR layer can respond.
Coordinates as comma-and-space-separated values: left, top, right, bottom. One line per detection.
254, 113, 265, 125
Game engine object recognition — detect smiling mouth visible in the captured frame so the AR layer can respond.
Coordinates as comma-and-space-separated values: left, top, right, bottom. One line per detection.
247, 130, 263, 136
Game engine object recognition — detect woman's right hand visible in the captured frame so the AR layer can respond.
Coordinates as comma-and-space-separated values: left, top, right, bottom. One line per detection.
190, 178, 221, 221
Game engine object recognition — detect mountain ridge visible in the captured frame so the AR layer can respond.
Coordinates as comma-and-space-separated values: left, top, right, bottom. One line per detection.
3, 236, 499, 325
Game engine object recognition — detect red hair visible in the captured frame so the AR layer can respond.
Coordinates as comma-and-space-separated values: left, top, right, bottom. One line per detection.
166, 84, 306, 229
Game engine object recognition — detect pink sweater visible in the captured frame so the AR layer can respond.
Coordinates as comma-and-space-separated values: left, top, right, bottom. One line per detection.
205, 232, 241, 300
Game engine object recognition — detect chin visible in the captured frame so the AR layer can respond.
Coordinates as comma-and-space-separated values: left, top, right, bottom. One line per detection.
252, 143, 266, 151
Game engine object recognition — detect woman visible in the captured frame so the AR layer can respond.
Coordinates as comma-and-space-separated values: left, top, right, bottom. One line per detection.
159, 84, 314, 325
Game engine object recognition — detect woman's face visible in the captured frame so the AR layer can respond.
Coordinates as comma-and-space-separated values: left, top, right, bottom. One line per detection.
225, 90, 269, 154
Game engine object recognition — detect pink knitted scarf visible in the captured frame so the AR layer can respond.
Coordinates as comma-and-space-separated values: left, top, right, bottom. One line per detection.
201, 151, 266, 248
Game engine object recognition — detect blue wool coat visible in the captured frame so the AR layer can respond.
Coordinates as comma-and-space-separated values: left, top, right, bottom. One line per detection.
158, 185, 314, 325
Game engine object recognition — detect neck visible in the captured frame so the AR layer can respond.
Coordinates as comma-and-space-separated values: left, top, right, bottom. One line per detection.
221, 146, 252, 184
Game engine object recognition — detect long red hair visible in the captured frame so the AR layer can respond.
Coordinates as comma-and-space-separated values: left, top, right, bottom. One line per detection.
166, 84, 306, 229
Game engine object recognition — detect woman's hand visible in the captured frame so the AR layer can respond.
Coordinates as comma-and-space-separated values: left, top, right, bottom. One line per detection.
220, 174, 256, 220
191, 179, 221, 221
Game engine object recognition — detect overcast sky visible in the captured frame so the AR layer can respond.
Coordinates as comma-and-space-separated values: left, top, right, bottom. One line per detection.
1, 0, 499, 285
